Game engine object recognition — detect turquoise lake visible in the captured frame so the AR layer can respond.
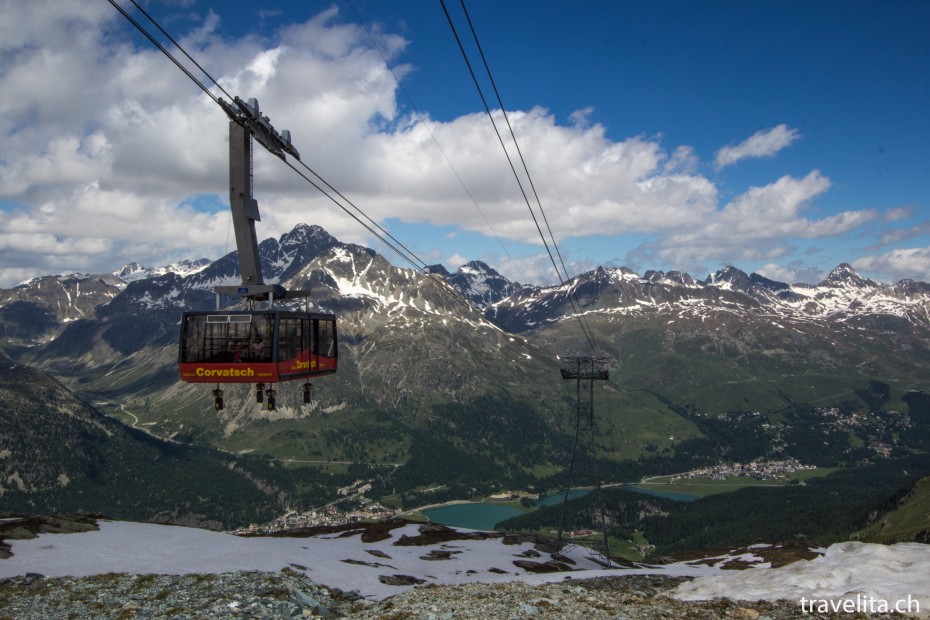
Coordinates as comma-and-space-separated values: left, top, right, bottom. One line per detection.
422, 486, 698, 530
421, 503, 524, 530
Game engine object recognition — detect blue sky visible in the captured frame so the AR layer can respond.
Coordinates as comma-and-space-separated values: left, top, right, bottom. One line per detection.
0, 0, 928, 287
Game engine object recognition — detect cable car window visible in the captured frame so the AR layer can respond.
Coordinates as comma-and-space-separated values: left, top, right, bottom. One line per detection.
180, 313, 273, 363
318, 319, 336, 358
249, 314, 273, 362
181, 315, 204, 362
183, 314, 250, 363
278, 318, 303, 362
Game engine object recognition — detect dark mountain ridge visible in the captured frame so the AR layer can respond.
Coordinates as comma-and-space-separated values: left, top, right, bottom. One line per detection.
0, 350, 326, 529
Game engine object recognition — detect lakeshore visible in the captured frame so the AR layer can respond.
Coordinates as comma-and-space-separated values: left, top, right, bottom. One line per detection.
421, 485, 700, 530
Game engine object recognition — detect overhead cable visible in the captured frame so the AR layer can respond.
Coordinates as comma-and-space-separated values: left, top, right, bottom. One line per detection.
124, 0, 236, 103
107, 0, 217, 104
439, 0, 601, 355
108, 0, 487, 321
344, 0, 527, 284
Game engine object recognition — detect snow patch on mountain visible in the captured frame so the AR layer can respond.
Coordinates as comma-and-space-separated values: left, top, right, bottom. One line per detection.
673, 540, 929, 616
1, 521, 927, 615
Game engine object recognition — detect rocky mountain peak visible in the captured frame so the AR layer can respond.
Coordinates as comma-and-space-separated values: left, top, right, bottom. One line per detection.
426, 264, 451, 277
115, 262, 145, 280
280, 223, 335, 249
819, 263, 876, 289
458, 260, 500, 278
444, 261, 522, 308
706, 266, 753, 292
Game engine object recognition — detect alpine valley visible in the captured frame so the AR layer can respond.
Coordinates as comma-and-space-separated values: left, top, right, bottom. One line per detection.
3, 224, 930, 553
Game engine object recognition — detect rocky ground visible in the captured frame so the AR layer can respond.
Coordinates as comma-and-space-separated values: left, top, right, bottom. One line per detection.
0, 515, 915, 619
0, 570, 912, 620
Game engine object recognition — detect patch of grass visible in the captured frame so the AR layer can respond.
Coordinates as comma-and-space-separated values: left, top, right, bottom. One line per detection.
856, 474, 930, 543
132, 574, 157, 589
791, 467, 839, 482
606, 535, 647, 561
634, 466, 837, 497
593, 390, 704, 461
403, 512, 429, 523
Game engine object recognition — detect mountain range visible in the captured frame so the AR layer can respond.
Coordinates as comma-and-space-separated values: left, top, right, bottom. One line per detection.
3, 223, 930, 534
5, 222, 930, 440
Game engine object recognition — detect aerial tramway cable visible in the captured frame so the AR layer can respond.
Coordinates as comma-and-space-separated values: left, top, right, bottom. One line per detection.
439, 0, 602, 356
442, 0, 614, 567
344, 0, 527, 285
107, 0, 493, 325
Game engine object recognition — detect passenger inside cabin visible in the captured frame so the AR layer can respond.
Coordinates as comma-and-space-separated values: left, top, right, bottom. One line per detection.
251, 337, 265, 361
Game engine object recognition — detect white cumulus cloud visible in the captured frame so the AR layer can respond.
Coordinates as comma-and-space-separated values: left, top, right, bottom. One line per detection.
652, 170, 875, 272
0, 2, 882, 289
714, 124, 801, 170
853, 247, 930, 283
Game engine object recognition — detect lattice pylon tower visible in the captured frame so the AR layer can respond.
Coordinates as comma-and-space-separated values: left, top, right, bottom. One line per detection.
556, 356, 612, 567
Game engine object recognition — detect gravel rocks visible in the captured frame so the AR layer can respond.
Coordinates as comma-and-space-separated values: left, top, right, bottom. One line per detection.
346, 575, 909, 620
0, 568, 370, 619
0, 571, 911, 619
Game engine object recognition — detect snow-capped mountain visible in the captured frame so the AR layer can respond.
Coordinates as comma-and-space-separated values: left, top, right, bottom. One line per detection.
4, 224, 551, 426
428, 260, 526, 308
113, 258, 212, 284
6, 222, 930, 432
488, 262, 930, 333
0, 273, 123, 342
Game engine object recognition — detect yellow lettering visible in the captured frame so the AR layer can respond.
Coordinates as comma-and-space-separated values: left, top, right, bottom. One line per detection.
194, 367, 255, 378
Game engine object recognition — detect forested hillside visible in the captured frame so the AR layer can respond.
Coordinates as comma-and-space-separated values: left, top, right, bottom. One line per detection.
0, 353, 368, 528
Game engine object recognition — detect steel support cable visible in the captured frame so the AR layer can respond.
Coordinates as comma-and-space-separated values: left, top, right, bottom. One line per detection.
456, 0, 602, 356
290, 157, 429, 275
457, 0, 571, 284
109, 2, 415, 273
438, 0, 558, 280
282, 162, 484, 320
109, 1, 490, 323
291, 151, 485, 317
440, 0, 600, 355
124, 0, 235, 103
344, 0, 526, 284
288, 159, 496, 322
107, 0, 218, 105
284, 159, 480, 316
457, 0, 601, 355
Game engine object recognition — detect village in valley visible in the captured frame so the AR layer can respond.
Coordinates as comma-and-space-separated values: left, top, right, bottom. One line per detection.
232, 480, 397, 535
669, 458, 818, 482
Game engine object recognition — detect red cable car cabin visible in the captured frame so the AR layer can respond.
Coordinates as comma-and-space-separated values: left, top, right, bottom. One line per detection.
178, 311, 337, 383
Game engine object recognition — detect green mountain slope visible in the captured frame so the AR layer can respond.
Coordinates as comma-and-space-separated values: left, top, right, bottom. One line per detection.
855, 475, 930, 544
0, 352, 350, 529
